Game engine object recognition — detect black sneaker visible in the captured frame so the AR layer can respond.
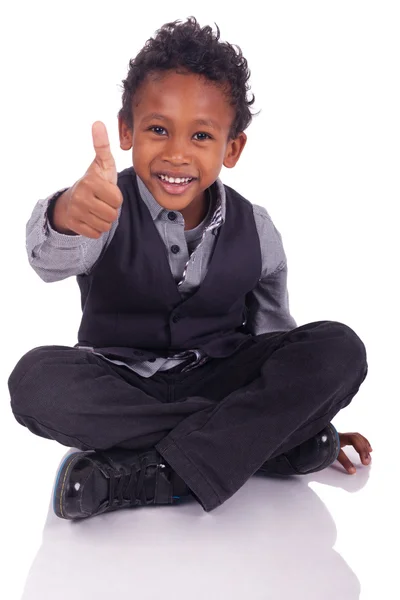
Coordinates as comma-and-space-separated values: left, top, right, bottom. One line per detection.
257, 423, 341, 476
53, 447, 191, 520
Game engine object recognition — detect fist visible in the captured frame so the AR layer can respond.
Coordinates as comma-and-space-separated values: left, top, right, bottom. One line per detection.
55, 122, 123, 239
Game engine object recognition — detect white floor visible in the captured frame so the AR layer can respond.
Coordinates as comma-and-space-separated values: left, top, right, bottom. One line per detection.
1, 377, 396, 599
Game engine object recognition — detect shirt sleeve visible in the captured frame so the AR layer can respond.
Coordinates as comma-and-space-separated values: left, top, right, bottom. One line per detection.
25, 188, 119, 282
246, 205, 298, 335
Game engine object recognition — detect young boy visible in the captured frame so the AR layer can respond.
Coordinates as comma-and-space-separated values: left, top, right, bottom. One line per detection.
8, 17, 372, 520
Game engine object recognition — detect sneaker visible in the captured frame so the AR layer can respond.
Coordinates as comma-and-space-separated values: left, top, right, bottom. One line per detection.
257, 423, 340, 476
53, 447, 190, 520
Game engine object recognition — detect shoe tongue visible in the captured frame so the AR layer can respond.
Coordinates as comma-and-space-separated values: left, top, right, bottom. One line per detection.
81, 469, 109, 514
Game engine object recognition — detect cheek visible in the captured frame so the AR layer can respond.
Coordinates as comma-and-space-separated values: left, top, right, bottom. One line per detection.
198, 143, 221, 161
205, 145, 227, 171
207, 140, 228, 159
133, 135, 162, 160
131, 137, 152, 164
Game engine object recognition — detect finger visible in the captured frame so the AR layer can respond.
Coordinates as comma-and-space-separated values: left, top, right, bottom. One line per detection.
354, 432, 373, 448
88, 197, 119, 223
92, 121, 117, 178
71, 221, 103, 239
80, 211, 113, 234
350, 434, 372, 464
89, 177, 123, 210
337, 449, 356, 474
362, 436, 373, 452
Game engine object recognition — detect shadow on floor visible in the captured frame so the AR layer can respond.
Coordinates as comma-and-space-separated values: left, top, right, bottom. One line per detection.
20, 448, 370, 599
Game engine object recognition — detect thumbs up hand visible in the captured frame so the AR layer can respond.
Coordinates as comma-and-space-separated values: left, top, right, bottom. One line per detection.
51, 122, 123, 238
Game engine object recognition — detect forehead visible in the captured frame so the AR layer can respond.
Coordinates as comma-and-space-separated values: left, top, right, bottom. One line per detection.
133, 71, 234, 129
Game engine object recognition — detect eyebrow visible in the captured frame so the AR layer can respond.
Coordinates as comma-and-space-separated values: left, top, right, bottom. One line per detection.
142, 113, 221, 131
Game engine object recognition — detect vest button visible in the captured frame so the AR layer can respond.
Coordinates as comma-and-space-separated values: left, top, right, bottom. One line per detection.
171, 245, 180, 254
168, 212, 177, 221
172, 314, 181, 323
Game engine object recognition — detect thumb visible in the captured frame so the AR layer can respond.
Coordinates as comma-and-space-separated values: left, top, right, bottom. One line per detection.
91, 121, 117, 184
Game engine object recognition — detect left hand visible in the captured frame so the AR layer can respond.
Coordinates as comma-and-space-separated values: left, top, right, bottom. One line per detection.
336, 432, 373, 474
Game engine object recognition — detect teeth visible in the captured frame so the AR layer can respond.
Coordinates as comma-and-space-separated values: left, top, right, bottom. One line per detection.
159, 174, 193, 184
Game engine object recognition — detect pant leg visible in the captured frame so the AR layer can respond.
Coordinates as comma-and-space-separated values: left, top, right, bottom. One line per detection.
8, 345, 215, 451
156, 321, 368, 512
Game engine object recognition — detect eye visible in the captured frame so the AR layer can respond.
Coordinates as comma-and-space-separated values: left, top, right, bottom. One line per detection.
148, 126, 167, 135
193, 132, 212, 141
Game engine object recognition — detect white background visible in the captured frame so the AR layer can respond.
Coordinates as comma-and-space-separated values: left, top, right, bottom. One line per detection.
1, 1, 398, 598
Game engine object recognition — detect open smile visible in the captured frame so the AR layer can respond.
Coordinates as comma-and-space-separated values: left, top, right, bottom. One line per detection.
154, 173, 197, 195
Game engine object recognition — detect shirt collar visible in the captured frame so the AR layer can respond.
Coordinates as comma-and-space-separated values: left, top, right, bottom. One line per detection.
136, 174, 226, 226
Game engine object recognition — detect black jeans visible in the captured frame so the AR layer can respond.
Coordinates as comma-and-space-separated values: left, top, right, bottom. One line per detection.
8, 320, 368, 512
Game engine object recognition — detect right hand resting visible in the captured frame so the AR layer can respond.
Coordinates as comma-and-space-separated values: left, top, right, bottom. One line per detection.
52, 121, 123, 238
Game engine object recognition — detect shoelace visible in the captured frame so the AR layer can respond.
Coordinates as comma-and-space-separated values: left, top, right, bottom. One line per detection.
99, 453, 151, 507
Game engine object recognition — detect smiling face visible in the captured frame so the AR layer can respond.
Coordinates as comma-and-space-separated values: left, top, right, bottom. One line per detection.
118, 70, 247, 227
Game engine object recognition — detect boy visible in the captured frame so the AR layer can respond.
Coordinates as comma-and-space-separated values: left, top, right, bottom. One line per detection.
8, 17, 372, 520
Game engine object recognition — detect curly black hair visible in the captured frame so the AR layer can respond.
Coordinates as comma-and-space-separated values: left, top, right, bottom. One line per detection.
118, 17, 258, 139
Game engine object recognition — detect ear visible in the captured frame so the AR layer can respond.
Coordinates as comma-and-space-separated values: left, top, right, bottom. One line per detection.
118, 116, 133, 151
223, 132, 247, 169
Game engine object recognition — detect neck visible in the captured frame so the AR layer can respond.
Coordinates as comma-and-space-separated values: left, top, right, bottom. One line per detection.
181, 189, 210, 230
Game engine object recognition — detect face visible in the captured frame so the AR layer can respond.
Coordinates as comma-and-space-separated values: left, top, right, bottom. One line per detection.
118, 70, 247, 217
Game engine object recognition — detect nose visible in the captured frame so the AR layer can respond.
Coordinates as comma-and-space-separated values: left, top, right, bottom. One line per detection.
162, 135, 191, 165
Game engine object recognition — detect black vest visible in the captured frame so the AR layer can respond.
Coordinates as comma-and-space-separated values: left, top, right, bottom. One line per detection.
76, 167, 262, 362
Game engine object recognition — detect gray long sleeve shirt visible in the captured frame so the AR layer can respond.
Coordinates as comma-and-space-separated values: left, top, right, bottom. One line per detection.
26, 173, 297, 377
